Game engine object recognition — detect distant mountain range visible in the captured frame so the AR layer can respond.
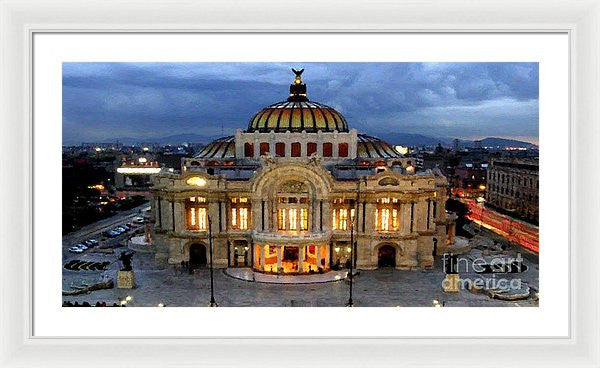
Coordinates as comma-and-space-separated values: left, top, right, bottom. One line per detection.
365, 133, 537, 149
68, 132, 537, 149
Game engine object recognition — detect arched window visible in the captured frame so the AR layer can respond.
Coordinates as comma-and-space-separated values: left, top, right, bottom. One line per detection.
276, 181, 309, 231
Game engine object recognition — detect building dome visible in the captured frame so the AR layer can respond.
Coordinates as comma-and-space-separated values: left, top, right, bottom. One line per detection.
247, 69, 349, 133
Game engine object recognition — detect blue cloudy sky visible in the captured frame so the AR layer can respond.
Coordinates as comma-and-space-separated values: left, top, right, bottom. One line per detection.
62, 62, 539, 145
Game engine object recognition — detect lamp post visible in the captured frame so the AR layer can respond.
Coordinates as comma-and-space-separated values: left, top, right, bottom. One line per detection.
208, 215, 218, 307
346, 179, 361, 307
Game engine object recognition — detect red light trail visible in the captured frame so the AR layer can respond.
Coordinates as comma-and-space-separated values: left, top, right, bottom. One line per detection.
464, 200, 539, 253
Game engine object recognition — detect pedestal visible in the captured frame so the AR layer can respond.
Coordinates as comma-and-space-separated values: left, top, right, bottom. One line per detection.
117, 271, 136, 289
442, 274, 460, 293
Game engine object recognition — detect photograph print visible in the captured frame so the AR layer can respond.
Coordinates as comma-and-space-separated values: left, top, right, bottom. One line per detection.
61, 62, 539, 307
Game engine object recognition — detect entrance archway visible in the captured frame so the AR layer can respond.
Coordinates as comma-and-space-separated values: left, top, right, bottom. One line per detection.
189, 243, 207, 269
378, 244, 396, 268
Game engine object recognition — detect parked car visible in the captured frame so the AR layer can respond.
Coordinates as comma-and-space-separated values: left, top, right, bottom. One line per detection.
74, 243, 88, 250
133, 217, 145, 224
68, 246, 84, 254
103, 230, 119, 238
83, 239, 98, 247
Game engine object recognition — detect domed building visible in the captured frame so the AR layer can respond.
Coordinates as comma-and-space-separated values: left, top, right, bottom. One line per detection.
151, 69, 457, 274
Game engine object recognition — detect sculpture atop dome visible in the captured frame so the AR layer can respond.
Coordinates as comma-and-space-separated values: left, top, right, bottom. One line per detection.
288, 68, 308, 102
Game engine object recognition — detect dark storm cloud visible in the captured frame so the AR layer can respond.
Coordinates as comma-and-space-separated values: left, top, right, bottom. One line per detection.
62, 62, 538, 144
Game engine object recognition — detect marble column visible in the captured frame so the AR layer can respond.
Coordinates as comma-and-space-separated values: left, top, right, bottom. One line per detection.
364, 201, 376, 234
259, 246, 265, 270
315, 245, 322, 269
276, 246, 282, 272
298, 245, 304, 272
173, 200, 185, 233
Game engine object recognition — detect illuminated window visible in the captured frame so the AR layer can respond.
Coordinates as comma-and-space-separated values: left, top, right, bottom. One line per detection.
332, 209, 338, 230
300, 208, 308, 230
187, 205, 207, 231
380, 209, 390, 231
375, 198, 401, 231
339, 209, 348, 230
277, 195, 309, 231
198, 208, 207, 230
239, 208, 248, 230
278, 209, 287, 230
289, 209, 297, 230
230, 197, 250, 230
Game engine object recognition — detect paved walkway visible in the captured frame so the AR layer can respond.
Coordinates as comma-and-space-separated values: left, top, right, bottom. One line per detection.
62, 249, 539, 307
225, 268, 352, 284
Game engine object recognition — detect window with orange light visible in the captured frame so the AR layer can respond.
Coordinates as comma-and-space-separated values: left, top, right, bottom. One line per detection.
375, 197, 401, 231
230, 197, 251, 230
186, 197, 207, 231
332, 198, 356, 230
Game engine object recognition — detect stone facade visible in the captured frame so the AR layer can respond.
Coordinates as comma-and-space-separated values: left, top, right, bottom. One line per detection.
150, 70, 457, 273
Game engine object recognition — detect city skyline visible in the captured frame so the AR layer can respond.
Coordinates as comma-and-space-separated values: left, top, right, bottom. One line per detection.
63, 62, 539, 145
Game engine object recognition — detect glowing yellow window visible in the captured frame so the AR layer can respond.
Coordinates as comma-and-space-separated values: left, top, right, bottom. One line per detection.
198, 208, 207, 230
239, 208, 248, 230
332, 210, 338, 230
300, 208, 308, 230
231, 208, 237, 226
339, 209, 348, 231
288, 209, 297, 230
380, 209, 390, 231
278, 209, 287, 230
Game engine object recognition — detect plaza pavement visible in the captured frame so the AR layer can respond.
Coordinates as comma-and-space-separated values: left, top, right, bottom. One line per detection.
62, 249, 539, 307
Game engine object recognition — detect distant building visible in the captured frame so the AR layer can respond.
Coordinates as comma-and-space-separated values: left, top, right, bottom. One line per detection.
451, 162, 488, 199
485, 158, 538, 224
115, 155, 161, 192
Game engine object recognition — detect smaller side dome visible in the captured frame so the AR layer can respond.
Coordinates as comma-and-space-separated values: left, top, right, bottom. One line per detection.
194, 136, 235, 158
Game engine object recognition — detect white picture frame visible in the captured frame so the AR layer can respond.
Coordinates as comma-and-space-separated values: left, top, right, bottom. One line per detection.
1, 1, 599, 367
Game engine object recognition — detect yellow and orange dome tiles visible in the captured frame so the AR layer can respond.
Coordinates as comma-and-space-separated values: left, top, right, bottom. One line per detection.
247, 101, 349, 133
